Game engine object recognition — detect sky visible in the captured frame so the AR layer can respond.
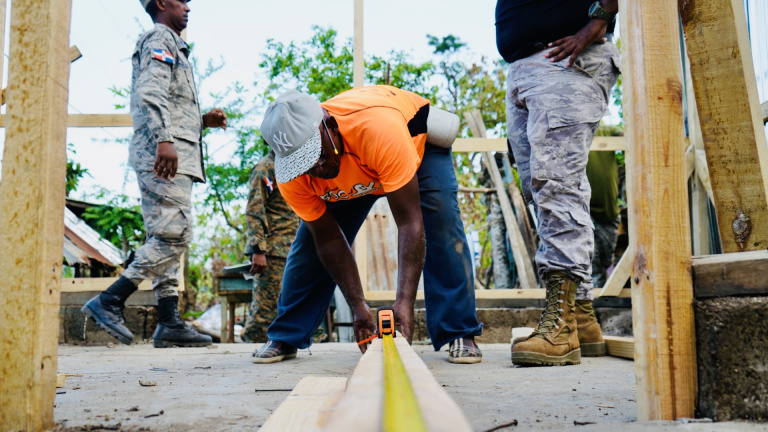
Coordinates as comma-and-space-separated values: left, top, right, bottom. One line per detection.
0, 0, 502, 203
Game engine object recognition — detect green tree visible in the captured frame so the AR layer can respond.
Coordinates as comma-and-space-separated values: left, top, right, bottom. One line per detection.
66, 143, 90, 196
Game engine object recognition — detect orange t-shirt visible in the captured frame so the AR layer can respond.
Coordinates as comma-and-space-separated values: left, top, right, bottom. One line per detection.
278, 86, 430, 221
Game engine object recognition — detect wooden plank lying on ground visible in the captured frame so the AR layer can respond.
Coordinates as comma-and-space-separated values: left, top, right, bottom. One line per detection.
692, 250, 768, 298
605, 336, 634, 360
260, 377, 348, 432
322, 335, 472, 431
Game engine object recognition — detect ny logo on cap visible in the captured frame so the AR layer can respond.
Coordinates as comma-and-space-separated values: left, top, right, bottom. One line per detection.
272, 131, 294, 153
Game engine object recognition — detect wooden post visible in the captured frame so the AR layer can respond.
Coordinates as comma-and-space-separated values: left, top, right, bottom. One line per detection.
0, 0, 73, 430
681, 0, 768, 253
353, 0, 364, 88
620, 0, 697, 420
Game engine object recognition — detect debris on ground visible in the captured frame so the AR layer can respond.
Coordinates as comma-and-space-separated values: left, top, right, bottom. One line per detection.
138, 380, 156, 387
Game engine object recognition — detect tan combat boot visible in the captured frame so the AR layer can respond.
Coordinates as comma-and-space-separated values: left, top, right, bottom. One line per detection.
511, 272, 581, 366
575, 300, 606, 357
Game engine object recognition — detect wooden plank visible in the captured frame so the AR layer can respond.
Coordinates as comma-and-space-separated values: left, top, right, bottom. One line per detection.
685, 55, 712, 256
322, 335, 471, 432
260, 377, 348, 432
0, 0, 73, 429
590, 136, 625, 152
452, 137, 507, 153
692, 250, 768, 298
353, 0, 363, 88
598, 248, 632, 297
322, 338, 384, 431
605, 336, 634, 360
466, 110, 538, 288
0, 113, 132, 127
365, 288, 630, 301
622, 0, 697, 420
61, 277, 152, 291
682, 0, 768, 253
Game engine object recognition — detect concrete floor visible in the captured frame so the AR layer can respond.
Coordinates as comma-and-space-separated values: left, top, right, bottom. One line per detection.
54, 343, 768, 432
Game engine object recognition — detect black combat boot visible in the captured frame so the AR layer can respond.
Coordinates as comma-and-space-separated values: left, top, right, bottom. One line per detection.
81, 276, 138, 345
153, 296, 212, 348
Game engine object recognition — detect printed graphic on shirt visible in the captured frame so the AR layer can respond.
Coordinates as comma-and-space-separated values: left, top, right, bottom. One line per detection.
319, 181, 383, 201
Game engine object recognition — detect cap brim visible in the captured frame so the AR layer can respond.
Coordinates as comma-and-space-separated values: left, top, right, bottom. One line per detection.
274, 129, 323, 184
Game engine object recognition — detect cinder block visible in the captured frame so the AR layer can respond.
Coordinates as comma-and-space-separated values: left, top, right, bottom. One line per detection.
695, 297, 768, 421
596, 307, 633, 337
59, 306, 151, 346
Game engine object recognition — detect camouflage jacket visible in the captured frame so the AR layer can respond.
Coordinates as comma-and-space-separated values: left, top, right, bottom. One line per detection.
244, 152, 299, 258
129, 23, 205, 182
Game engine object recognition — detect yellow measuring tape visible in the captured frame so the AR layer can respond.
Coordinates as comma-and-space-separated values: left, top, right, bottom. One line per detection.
382, 334, 428, 432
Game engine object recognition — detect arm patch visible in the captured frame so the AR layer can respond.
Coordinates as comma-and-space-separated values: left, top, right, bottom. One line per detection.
152, 49, 174, 64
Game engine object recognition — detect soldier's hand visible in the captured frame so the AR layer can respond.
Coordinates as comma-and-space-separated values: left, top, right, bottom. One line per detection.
250, 253, 267, 275
353, 303, 377, 354
203, 109, 227, 130
154, 141, 178, 180
546, 19, 608, 67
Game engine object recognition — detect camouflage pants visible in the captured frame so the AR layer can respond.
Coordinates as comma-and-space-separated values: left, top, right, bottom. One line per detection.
591, 216, 620, 289
505, 43, 620, 300
241, 257, 326, 343
122, 172, 193, 299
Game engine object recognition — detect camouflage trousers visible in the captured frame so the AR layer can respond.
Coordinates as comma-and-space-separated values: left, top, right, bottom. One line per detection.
505, 43, 620, 300
590, 216, 620, 289
241, 257, 326, 343
122, 172, 193, 299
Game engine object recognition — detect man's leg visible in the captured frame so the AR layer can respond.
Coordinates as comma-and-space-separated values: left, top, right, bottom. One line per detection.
253, 195, 380, 362
417, 144, 483, 361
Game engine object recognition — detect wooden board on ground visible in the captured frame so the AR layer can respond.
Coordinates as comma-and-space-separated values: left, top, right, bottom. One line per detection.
692, 250, 768, 298
605, 336, 634, 360
260, 377, 348, 432
322, 335, 472, 432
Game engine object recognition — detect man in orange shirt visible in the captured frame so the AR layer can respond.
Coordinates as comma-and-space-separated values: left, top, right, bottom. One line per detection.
251, 86, 483, 364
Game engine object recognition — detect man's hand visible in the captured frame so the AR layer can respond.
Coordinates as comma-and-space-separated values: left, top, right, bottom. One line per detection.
154, 141, 178, 179
203, 108, 227, 130
249, 253, 267, 275
392, 300, 414, 344
545, 19, 608, 67
353, 303, 377, 354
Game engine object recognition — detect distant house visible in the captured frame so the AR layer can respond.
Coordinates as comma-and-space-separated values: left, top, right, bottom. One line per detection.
63, 199, 125, 278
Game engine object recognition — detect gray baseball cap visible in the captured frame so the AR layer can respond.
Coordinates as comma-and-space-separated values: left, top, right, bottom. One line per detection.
261, 90, 324, 184
141, 0, 153, 9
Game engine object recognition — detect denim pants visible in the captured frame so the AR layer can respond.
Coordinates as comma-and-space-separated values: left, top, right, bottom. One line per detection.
267, 144, 483, 351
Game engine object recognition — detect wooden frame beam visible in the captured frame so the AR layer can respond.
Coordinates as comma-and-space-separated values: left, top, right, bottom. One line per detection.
621, 0, 696, 420
0, 0, 74, 429
681, 0, 768, 253
692, 250, 768, 298
364, 288, 631, 302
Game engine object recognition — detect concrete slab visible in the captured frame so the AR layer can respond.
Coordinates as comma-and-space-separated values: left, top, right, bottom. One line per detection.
53, 343, 768, 432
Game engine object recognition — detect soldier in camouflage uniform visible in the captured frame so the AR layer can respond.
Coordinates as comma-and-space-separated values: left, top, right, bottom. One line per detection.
241, 150, 299, 343
82, 0, 227, 348
497, 0, 620, 366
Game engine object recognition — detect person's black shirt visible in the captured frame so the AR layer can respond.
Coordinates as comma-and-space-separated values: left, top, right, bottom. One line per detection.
495, 0, 615, 64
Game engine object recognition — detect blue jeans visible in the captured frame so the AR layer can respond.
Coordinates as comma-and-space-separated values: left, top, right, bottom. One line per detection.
267, 144, 483, 351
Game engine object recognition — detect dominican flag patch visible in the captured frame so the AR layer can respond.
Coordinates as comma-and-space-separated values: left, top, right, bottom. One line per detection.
152, 49, 174, 64
264, 176, 275, 193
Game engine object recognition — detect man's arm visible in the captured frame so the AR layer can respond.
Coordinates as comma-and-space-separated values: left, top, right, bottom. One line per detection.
545, 0, 619, 67
304, 211, 377, 353
383, 175, 426, 344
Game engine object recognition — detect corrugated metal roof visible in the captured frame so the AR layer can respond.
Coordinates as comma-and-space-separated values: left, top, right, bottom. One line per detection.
63, 207, 125, 267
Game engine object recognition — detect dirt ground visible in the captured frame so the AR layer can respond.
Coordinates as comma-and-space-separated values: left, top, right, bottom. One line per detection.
54, 343, 768, 432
